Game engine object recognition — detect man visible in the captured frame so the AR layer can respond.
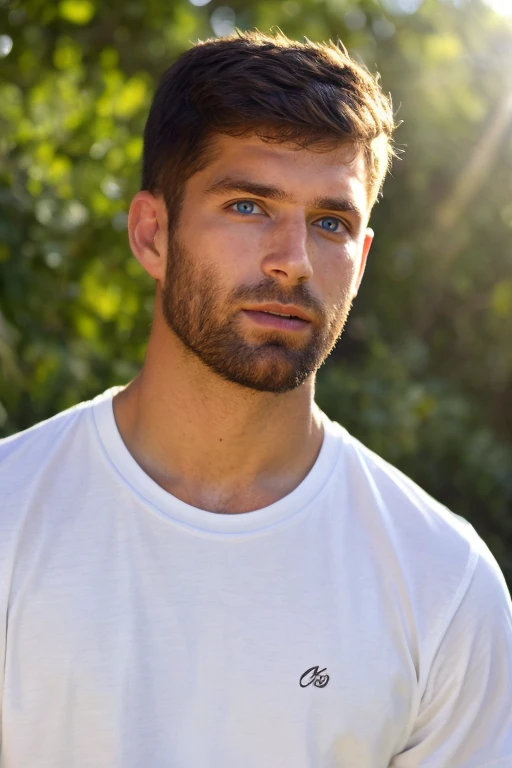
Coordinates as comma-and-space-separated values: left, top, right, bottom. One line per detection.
1, 30, 511, 767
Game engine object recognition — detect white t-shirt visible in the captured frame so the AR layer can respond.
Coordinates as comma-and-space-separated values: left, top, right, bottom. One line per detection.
1, 386, 511, 767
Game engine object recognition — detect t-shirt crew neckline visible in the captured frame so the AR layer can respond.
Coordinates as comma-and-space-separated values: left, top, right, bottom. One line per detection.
92, 386, 344, 535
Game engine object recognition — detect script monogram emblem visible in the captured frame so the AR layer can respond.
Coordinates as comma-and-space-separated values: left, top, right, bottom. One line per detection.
299, 665, 330, 688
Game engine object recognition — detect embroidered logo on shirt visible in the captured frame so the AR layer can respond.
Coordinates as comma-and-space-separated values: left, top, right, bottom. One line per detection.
299, 666, 330, 688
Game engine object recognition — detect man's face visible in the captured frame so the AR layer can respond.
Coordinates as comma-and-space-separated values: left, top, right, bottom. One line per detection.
160, 133, 373, 394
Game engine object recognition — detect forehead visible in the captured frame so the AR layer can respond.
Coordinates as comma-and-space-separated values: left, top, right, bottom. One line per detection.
191, 133, 371, 215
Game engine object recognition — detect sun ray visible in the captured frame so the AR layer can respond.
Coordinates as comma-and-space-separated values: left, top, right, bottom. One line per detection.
483, 0, 512, 17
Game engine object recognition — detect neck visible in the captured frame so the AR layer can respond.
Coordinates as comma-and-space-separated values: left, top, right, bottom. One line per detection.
113, 313, 324, 514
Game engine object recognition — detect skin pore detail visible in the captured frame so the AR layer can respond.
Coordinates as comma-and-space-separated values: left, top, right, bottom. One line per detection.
113, 133, 374, 514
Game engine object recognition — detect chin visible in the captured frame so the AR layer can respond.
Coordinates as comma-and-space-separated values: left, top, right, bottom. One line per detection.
217, 357, 316, 394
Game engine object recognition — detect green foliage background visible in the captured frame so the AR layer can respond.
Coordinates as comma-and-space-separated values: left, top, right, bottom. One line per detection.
1, 0, 511, 585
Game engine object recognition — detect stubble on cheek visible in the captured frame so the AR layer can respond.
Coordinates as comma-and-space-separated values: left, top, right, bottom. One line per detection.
161, 232, 355, 392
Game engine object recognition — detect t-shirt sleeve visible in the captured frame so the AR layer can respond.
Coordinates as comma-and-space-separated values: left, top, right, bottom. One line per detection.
0, 525, 7, 756
0, 583, 4, 755
391, 541, 512, 767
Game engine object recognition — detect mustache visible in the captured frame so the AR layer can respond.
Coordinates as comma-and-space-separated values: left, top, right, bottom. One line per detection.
230, 278, 325, 319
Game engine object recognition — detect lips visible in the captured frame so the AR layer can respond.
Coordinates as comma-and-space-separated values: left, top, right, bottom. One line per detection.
241, 309, 310, 332
242, 303, 313, 323
261, 310, 296, 318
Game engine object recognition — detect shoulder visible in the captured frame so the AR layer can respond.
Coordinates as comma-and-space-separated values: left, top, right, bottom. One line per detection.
331, 420, 512, 672
1, 397, 91, 460
0, 397, 97, 596
336, 421, 479, 548
328, 418, 499, 616
0, 391, 109, 501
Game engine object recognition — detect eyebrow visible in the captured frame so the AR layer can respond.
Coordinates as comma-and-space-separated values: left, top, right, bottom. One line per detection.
204, 176, 364, 222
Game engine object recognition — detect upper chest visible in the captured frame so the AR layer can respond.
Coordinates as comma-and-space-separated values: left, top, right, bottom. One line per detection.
4, 505, 418, 766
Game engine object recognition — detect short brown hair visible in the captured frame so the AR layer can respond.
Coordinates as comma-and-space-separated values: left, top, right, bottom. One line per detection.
142, 29, 397, 225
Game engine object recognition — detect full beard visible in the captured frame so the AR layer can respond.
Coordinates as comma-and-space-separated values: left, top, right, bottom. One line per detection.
161, 233, 353, 394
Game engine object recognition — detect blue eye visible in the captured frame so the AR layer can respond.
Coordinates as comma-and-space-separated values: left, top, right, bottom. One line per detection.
235, 200, 257, 214
319, 217, 342, 232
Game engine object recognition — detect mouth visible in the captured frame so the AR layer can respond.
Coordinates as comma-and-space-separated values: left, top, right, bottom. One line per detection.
241, 308, 311, 332
242, 303, 313, 323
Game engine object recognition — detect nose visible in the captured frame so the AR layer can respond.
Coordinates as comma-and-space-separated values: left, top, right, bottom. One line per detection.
260, 216, 314, 286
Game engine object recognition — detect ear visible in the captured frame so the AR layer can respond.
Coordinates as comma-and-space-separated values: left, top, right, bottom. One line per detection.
351, 227, 374, 299
127, 191, 168, 282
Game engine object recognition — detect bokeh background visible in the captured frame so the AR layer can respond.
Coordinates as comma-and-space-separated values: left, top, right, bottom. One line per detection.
1, 0, 511, 587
